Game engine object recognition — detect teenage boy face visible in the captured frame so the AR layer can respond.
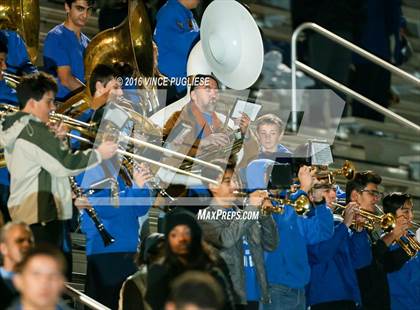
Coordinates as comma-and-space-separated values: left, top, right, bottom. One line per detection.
257, 123, 283, 152
210, 169, 239, 202
32, 90, 56, 123
65, 0, 92, 28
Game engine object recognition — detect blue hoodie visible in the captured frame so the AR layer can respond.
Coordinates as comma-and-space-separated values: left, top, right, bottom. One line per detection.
75, 160, 152, 256
387, 240, 420, 310
306, 219, 371, 306
246, 159, 334, 289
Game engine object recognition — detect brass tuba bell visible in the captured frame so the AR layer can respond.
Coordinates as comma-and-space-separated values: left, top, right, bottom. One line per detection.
0, 0, 40, 64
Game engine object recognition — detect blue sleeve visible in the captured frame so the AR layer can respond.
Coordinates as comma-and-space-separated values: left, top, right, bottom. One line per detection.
308, 223, 349, 264
2, 30, 37, 73
43, 33, 71, 72
349, 230, 372, 269
154, 10, 199, 56
299, 203, 334, 245
120, 184, 153, 217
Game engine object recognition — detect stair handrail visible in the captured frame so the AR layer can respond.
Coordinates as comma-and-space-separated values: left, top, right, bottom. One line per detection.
291, 22, 420, 133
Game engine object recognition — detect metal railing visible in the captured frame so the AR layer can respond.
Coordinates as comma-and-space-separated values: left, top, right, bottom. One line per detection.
64, 284, 111, 310
291, 22, 420, 133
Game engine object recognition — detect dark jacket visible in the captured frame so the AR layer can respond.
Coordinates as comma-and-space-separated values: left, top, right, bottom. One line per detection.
198, 202, 278, 304
352, 229, 410, 310
0, 275, 18, 310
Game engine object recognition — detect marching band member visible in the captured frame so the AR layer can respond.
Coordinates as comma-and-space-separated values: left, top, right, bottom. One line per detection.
345, 171, 410, 310
383, 193, 420, 310
163, 75, 253, 158
197, 159, 278, 309
72, 62, 157, 309
0, 72, 117, 247
245, 159, 333, 310
43, 0, 94, 100
154, 0, 200, 97
254, 114, 292, 160
306, 182, 371, 310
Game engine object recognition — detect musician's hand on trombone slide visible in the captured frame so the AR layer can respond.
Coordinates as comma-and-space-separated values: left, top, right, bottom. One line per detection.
96, 141, 119, 160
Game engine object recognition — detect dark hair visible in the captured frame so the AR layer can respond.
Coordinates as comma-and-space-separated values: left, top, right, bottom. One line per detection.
15, 244, 67, 276
383, 192, 412, 215
169, 271, 224, 310
163, 210, 218, 273
201, 158, 236, 187
0, 38, 8, 54
16, 72, 57, 109
65, 0, 95, 7
89, 64, 116, 95
190, 74, 219, 92
256, 113, 285, 133
345, 171, 382, 204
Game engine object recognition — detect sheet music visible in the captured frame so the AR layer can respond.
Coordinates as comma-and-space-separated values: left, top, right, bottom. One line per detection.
231, 99, 262, 121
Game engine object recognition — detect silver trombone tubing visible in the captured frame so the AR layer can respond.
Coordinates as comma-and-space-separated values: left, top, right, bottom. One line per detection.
121, 135, 224, 173
67, 133, 219, 185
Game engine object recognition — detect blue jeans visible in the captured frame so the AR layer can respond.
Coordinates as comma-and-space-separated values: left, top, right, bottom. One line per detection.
263, 284, 306, 310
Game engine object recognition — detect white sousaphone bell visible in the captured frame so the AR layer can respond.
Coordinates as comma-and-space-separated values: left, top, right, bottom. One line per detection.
150, 0, 264, 126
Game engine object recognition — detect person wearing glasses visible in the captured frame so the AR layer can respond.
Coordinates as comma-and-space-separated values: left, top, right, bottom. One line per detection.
345, 171, 410, 310
43, 0, 94, 101
382, 193, 420, 310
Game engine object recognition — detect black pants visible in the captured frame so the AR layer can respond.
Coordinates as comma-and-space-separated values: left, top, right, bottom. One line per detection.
85, 252, 138, 310
235, 301, 259, 310
0, 184, 11, 224
351, 63, 391, 122
311, 300, 357, 310
30, 220, 64, 247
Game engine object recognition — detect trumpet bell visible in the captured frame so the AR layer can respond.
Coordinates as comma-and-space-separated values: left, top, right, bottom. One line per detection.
341, 160, 356, 180
294, 195, 311, 216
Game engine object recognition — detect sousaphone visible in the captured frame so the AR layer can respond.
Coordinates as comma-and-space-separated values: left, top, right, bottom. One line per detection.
0, 0, 40, 64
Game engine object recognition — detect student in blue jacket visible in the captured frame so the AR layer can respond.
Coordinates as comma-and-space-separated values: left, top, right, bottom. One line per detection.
346, 171, 410, 310
383, 192, 420, 310
306, 183, 371, 310
246, 159, 334, 310
154, 0, 200, 95
75, 158, 154, 310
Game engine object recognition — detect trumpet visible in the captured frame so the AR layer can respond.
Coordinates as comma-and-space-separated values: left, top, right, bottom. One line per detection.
313, 160, 356, 184
374, 204, 420, 257
234, 191, 311, 216
331, 202, 396, 233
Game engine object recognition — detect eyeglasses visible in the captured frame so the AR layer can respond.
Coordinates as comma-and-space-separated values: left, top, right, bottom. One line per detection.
360, 189, 383, 198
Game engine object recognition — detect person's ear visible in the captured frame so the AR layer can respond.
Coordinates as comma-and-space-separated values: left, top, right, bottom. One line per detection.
190, 89, 197, 102
0, 243, 7, 257
95, 81, 104, 95
64, 3, 70, 13
350, 190, 359, 203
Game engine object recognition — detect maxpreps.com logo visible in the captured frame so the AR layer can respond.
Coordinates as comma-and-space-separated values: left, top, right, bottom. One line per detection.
197, 209, 260, 221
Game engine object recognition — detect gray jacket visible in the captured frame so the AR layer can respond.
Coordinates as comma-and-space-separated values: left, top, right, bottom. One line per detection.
197, 202, 279, 305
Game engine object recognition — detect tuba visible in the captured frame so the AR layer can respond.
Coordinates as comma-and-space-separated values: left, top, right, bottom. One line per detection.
0, 0, 40, 64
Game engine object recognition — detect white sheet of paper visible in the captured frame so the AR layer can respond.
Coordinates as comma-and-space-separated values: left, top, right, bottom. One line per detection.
231, 99, 262, 121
